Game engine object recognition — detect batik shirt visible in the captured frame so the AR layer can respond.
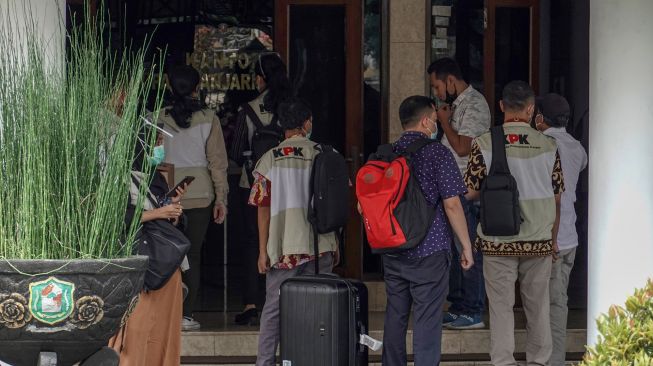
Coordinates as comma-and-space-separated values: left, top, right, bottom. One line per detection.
464, 122, 565, 256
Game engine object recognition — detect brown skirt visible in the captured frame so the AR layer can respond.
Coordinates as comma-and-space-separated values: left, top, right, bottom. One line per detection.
109, 269, 183, 366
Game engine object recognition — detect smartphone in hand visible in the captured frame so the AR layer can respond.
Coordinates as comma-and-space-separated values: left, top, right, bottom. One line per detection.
166, 176, 195, 198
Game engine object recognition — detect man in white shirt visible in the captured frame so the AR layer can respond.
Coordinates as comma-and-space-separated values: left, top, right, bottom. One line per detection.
429, 58, 491, 329
535, 93, 588, 366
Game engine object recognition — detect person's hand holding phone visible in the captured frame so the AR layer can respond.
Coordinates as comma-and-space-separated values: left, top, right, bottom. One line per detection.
166, 176, 195, 200
170, 183, 188, 204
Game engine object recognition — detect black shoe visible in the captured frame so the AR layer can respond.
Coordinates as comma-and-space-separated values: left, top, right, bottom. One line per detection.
234, 308, 258, 325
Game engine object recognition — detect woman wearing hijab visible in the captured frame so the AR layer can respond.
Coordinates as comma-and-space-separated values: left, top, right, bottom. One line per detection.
229, 53, 292, 325
158, 65, 229, 331
110, 126, 187, 366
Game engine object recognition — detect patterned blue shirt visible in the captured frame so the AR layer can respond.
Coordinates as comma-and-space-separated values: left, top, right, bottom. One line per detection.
393, 131, 467, 259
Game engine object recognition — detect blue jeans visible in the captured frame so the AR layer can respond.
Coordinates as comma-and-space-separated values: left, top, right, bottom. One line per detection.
447, 197, 485, 316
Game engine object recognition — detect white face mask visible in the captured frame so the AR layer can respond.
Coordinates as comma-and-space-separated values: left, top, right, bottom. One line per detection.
302, 120, 313, 140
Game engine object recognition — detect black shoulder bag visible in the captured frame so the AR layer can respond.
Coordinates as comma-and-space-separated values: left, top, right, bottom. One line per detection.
131, 176, 192, 291
479, 126, 521, 236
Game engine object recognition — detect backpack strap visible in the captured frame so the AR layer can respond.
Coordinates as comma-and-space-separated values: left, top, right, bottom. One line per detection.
405, 138, 435, 155
402, 138, 442, 209
242, 103, 265, 130
489, 125, 510, 175
131, 173, 160, 209
228, 107, 249, 164
401, 138, 437, 162
375, 144, 394, 157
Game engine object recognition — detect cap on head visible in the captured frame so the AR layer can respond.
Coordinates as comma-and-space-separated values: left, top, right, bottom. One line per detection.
536, 93, 570, 128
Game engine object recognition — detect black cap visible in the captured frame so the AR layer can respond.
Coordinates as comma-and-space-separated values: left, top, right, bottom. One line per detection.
535, 93, 570, 128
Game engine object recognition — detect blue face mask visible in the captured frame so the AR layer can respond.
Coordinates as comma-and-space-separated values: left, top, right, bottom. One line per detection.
148, 145, 165, 166
426, 118, 438, 140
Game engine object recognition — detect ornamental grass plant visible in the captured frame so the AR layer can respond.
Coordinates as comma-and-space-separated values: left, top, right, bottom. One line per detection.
581, 279, 653, 366
0, 5, 162, 260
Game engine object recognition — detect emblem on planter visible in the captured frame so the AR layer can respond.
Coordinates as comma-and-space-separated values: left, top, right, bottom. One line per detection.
28, 277, 75, 325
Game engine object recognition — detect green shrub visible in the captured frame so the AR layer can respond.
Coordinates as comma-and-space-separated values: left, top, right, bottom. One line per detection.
0, 5, 162, 260
581, 279, 653, 366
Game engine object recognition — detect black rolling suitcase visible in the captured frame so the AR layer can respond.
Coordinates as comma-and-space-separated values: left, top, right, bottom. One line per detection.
278, 146, 378, 365
280, 273, 369, 366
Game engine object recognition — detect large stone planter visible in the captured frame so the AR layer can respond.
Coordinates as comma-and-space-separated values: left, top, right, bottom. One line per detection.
0, 256, 147, 366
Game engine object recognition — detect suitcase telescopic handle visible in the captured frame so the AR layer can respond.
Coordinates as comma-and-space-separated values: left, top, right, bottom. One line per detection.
313, 224, 320, 275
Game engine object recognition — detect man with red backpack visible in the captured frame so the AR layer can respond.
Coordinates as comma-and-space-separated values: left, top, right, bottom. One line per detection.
363, 96, 474, 365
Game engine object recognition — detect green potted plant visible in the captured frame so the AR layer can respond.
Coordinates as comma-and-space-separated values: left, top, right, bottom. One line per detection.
581, 279, 653, 365
0, 7, 162, 366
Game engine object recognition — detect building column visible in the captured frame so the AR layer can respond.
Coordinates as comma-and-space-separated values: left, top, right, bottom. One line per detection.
388, 0, 428, 142
1, 0, 65, 69
588, 0, 653, 344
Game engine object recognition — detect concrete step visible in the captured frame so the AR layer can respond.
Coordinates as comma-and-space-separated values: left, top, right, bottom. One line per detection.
181, 328, 586, 357
183, 363, 581, 366
181, 311, 586, 358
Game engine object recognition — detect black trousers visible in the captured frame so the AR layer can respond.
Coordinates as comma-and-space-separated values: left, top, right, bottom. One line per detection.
240, 188, 263, 305
382, 250, 450, 366
182, 206, 212, 317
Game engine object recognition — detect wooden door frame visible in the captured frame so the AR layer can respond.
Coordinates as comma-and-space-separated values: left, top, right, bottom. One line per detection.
275, 0, 364, 279
66, 0, 98, 13
484, 0, 540, 123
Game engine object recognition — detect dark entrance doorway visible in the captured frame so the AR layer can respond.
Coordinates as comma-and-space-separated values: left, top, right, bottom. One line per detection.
484, 0, 540, 124
275, 0, 365, 279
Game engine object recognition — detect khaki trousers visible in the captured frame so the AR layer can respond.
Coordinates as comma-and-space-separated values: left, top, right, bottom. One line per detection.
549, 248, 576, 366
109, 269, 183, 366
484, 255, 552, 366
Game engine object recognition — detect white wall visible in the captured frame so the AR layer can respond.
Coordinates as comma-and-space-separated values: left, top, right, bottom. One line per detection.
0, 0, 66, 70
588, 0, 653, 344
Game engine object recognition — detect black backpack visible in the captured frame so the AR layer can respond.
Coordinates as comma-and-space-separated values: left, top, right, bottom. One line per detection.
308, 144, 350, 272
480, 125, 521, 236
242, 103, 283, 162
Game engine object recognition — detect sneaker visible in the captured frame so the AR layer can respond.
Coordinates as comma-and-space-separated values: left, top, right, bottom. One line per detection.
446, 314, 485, 330
182, 316, 200, 331
442, 311, 459, 326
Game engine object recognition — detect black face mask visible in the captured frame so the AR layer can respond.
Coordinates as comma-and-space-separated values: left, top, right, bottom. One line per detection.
444, 84, 458, 105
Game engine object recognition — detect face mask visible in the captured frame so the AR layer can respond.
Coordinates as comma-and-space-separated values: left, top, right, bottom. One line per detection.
444, 81, 458, 105
425, 118, 438, 140
303, 120, 313, 140
148, 145, 165, 166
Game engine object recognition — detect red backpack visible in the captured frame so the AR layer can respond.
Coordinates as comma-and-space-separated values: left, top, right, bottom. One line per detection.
355, 139, 438, 253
